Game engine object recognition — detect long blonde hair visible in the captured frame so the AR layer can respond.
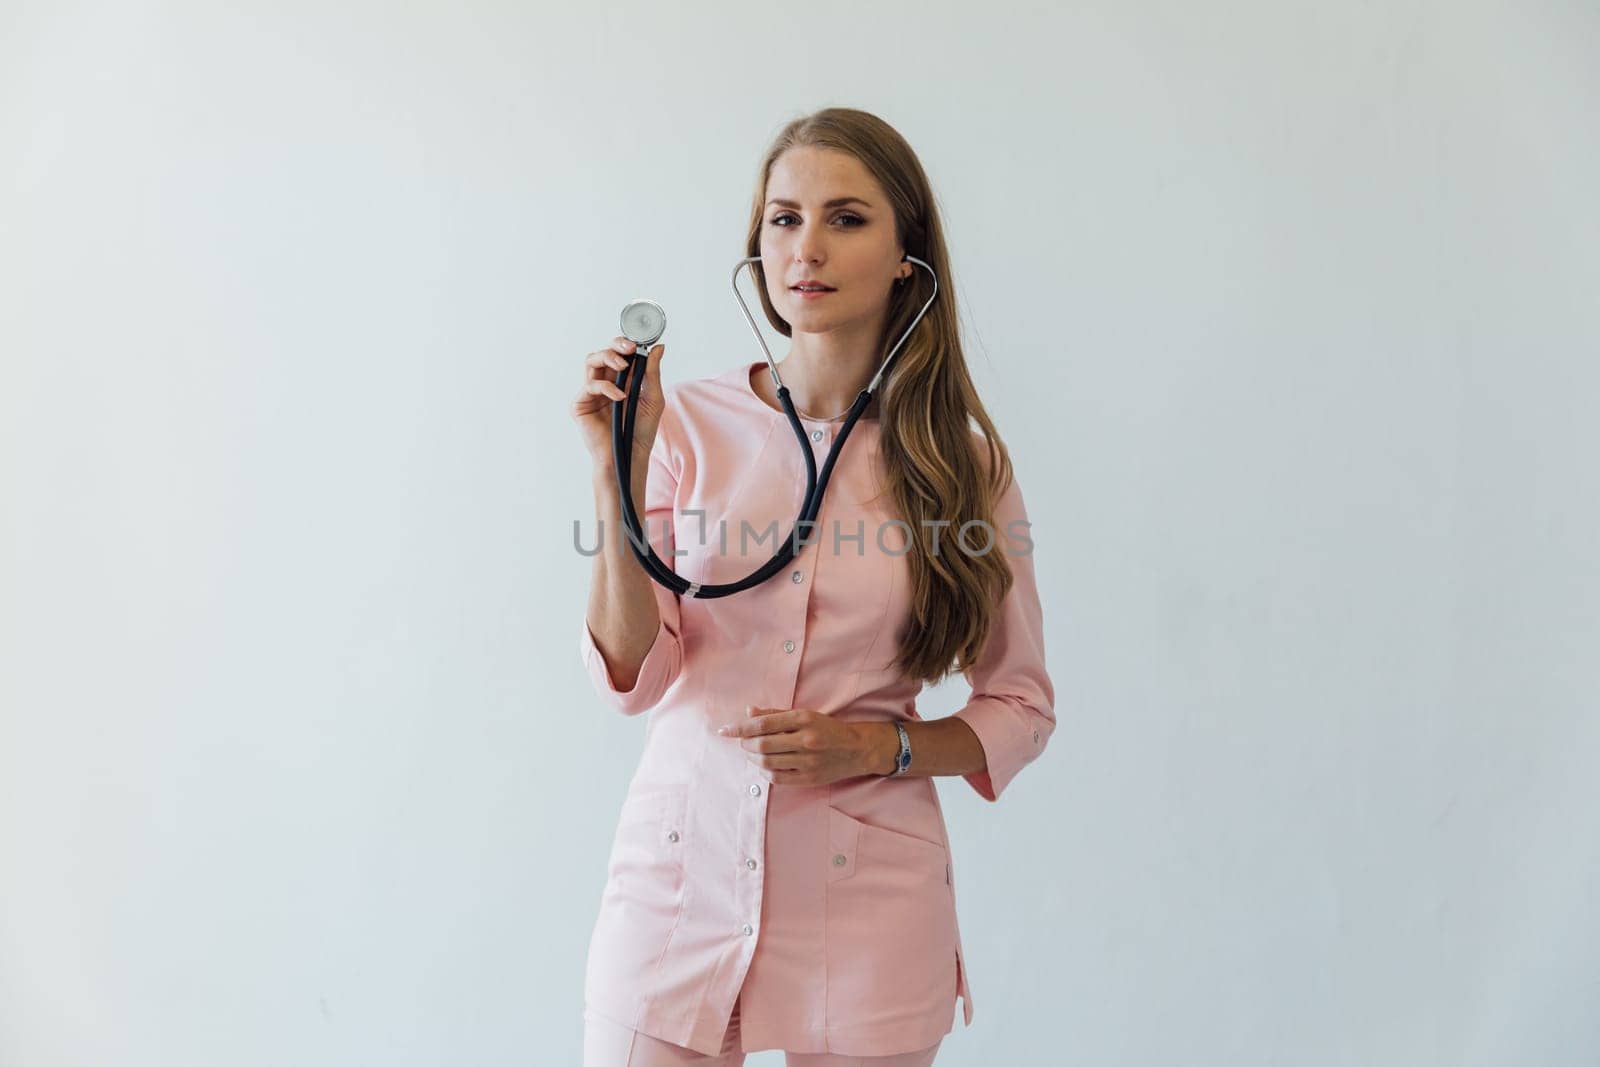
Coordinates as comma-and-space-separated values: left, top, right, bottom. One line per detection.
742, 107, 1017, 686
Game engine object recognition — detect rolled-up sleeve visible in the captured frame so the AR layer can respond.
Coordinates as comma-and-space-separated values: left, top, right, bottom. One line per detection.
950, 474, 1056, 802
579, 416, 685, 716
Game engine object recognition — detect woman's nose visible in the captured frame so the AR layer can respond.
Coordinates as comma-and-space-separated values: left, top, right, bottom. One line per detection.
794, 224, 827, 262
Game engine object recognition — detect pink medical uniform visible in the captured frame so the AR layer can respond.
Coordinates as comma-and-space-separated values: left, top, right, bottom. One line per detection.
579, 360, 1055, 1057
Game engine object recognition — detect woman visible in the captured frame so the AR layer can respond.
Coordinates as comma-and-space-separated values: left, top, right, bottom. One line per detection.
570, 107, 1055, 1066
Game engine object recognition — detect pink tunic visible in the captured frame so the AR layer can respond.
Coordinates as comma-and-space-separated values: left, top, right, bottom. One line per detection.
579, 359, 1055, 1057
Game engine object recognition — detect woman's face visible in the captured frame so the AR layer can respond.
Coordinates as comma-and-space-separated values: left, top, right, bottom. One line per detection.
759, 146, 905, 337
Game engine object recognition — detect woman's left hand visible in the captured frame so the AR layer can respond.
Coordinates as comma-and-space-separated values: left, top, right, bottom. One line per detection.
717, 705, 886, 787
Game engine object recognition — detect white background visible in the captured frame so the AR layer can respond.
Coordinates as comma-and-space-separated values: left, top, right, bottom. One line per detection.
2, 1, 1597, 1064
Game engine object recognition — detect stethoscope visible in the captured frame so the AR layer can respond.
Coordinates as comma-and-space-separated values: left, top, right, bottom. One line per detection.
610, 253, 938, 599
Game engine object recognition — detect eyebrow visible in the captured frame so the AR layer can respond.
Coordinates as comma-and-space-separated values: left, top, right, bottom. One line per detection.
766, 197, 872, 209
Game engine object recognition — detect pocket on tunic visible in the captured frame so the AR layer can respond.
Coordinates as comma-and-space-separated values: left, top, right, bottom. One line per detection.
839, 519, 910, 676
823, 806, 958, 1025
605, 784, 690, 908
587, 784, 691, 1013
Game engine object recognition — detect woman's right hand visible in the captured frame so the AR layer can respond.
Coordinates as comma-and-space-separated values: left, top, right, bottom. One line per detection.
571, 336, 666, 467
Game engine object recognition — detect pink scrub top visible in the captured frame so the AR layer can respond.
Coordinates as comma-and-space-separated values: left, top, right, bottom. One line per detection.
580, 359, 1055, 1057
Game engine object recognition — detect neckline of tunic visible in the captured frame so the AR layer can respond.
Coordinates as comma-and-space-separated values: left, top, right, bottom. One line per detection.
740, 360, 882, 427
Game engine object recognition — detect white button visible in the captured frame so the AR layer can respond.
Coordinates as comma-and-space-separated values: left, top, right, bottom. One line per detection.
742, 923, 754, 936
783, 640, 795, 653
667, 830, 679, 842
791, 570, 803, 583
832, 853, 847, 867
746, 858, 757, 869
810, 429, 823, 442
749, 783, 761, 796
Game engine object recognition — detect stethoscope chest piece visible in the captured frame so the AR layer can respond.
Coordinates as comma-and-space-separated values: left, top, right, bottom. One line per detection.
620, 299, 666, 350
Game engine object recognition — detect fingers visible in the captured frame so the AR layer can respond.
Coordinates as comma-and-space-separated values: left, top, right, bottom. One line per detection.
582, 377, 627, 403
586, 349, 629, 376
575, 338, 661, 418
583, 340, 659, 380
735, 728, 816, 754
752, 752, 808, 773
579, 339, 638, 408
584, 338, 640, 379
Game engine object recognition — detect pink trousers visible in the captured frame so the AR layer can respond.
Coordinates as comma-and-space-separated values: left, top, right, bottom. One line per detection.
582, 996, 943, 1066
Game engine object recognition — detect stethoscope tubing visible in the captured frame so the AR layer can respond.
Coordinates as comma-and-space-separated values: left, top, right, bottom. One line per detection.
610, 254, 936, 599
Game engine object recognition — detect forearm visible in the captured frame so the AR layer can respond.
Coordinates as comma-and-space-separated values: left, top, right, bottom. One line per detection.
585, 443, 661, 692
858, 717, 987, 779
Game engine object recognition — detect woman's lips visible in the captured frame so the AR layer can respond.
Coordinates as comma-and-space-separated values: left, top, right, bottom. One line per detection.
791, 287, 835, 299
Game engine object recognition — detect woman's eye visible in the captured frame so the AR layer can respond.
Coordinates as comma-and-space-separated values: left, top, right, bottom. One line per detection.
769, 213, 864, 227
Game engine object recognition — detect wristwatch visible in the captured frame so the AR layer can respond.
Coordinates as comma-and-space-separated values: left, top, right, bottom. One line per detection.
889, 721, 912, 776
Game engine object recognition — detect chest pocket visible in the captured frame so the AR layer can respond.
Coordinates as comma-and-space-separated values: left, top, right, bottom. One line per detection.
672, 427, 910, 674
810, 478, 911, 675
673, 433, 829, 652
